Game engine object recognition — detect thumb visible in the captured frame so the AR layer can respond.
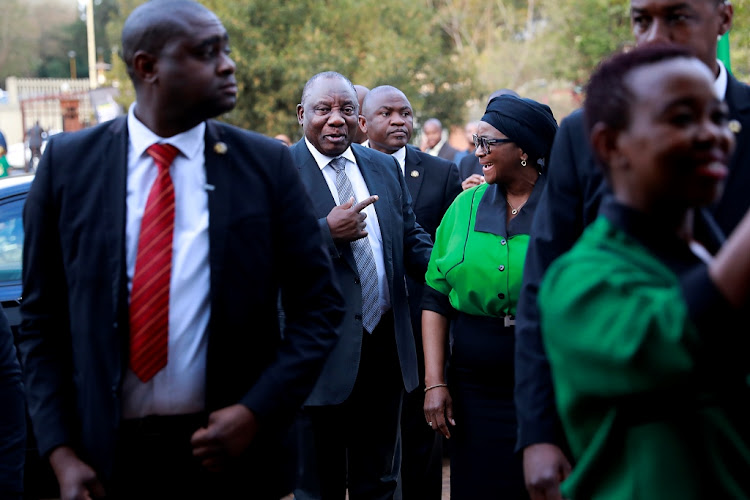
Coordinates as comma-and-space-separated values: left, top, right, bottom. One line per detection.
342, 197, 355, 209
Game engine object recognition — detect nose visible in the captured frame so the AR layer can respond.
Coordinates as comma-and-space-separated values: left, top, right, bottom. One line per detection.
698, 117, 734, 155
474, 144, 484, 157
392, 114, 405, 125
642, 19, 671, 44
327, 109, 346, 126
218, 51, 236, 75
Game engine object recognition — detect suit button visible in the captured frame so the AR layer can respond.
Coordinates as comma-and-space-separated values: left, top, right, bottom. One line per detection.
498, 265, 505, 271
497, 293, 505, 299
500, 239, 507, 246
354, 278, 360, 285
355, 314, 362, 321
113, 322, 118, 329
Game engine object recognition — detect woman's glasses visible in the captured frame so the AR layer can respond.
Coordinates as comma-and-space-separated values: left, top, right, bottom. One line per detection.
472, 134, 513, 154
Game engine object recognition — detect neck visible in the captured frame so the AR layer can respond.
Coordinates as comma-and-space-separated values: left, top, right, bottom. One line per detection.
134, 102, 203, 138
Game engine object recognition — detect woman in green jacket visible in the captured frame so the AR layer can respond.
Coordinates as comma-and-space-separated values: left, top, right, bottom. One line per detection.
422, 95, 557, 499
540, 45, 750, 499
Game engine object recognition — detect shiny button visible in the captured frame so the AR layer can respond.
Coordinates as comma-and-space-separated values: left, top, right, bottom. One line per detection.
500, 239, 507, 246
497, 293, 505, 299
498, 265, 505, 271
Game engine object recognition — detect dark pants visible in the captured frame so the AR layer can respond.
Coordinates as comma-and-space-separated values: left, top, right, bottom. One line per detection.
295, 313, 404, 500
108, 412, 294, 499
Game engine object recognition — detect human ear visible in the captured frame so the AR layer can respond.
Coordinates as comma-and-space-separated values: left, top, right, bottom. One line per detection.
132, 51, 158, 84
718, 1, 734, 37
359, 115, 368, 135
590, 122, 622, 171
296, 104, 305, 126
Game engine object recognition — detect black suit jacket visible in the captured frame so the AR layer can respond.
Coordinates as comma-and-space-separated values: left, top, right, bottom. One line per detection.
290, 140, 433, 405
18, 117, 344, 480
514, 73, 750, 452
437, 142, 459, 162
458, 153, 482, 181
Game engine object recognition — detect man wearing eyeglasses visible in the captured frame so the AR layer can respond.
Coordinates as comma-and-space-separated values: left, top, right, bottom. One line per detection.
515, 1, 750, 499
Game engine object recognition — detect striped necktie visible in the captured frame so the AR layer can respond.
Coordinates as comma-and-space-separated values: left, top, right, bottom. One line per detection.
329, 156, 380, 333
129, 143, 179, 382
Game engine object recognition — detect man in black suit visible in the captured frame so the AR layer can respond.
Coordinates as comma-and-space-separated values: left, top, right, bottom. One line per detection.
290, 72, 433, 500
0, 305, 24, 499
17, 2, 343, 499
515, 1, 750, 499
360, 85, 461, 500
420, 118, 459, 162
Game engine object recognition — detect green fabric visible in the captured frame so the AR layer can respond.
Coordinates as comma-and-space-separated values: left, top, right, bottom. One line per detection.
425, 183, 528, 317
540, 216, 750, 499
718, 32, 732, 75
0, 155, 9, 178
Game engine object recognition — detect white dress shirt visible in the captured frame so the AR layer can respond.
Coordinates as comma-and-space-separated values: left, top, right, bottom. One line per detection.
304, 138, 391, 313
122, 104, 211, 418
715, 59, 728, 101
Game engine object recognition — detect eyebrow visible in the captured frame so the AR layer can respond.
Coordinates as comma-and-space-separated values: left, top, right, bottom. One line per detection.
631, 3, 693, 14
194, 33, 229, 50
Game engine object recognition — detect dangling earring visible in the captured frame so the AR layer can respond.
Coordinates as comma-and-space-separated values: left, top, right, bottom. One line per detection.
521, 159, 527, 167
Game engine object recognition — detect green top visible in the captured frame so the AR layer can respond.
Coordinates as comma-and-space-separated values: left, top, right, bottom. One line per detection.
425, 183, 532, 317
540, 213, 750, 500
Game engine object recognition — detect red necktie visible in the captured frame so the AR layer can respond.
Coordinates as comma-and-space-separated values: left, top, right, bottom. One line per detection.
129, 143, 179, 382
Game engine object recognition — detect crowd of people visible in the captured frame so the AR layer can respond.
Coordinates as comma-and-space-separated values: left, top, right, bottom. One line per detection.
1, 0, 749, 499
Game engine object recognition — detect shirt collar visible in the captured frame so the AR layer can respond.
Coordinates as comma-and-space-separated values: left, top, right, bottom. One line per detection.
715, 59, 728, 101
391, 146, 407, 169
127, 103, 206, 161
304, 136, 357, 170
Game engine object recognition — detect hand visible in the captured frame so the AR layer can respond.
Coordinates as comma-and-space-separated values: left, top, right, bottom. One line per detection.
49, 446, 106, 500
523, 443, 572, 500
423, 386, 455, 439
191, 404, 258, 472
461, 174, 484, 190
326, 195, 378, 242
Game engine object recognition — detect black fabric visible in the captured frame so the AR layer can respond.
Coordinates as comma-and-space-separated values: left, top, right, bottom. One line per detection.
447, 312, 527, 499
481, 95, 558, 167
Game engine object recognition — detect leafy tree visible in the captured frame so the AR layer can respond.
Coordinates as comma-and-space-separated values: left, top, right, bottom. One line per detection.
105, 0, 475, 140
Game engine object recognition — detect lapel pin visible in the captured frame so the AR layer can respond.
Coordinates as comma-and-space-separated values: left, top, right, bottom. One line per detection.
410, 170, 419, 178
729, 120, 742, 134
213, 142, 228, 154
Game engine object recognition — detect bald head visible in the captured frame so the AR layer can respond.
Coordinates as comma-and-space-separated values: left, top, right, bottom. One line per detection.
122, 0, 214, 82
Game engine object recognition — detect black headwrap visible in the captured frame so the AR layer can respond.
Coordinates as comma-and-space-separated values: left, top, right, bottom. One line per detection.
480, 95, 558, 170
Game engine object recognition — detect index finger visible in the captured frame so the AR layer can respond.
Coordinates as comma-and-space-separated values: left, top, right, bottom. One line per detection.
352, 195, 378, 212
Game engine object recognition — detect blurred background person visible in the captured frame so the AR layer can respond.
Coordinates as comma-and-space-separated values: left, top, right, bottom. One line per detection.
24, 121, 44, 173
453, 120, 479, 165
0, 129, 9, 177
420, 118, 459, 162
422, 95, 557, 499
274, 133, 292, 146
360, 84, 462, 500
540, 45, 750, 499
353, 84, 370, 145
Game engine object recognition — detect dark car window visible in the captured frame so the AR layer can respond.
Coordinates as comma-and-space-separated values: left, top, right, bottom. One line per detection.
0, 196, 24, 283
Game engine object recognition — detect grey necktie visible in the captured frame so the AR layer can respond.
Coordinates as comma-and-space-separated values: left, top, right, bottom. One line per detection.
329, 156, 380, 333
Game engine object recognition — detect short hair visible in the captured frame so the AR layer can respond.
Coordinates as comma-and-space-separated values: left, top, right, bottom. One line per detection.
584, 45, 695, 136
121, 0, 211, 82
300, 72, 358, 110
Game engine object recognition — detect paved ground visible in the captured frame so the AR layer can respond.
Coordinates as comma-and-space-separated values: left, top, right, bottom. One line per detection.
282, 459, 451, 499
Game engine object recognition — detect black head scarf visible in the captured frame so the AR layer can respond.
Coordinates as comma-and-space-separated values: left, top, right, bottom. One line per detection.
480, 95, 558, 170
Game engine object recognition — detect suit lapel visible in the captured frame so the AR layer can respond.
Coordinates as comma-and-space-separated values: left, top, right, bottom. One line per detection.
204, 121, 231, 303
404, 148, 424, 205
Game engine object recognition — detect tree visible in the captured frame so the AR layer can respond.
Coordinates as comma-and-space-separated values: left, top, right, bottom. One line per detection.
105, 0, 475, 139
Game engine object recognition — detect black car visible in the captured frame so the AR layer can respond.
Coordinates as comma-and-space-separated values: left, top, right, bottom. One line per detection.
0, 173, 58, 499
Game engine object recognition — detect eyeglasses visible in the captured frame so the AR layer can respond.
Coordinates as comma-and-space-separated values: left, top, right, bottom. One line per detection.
472, 134, 513, 153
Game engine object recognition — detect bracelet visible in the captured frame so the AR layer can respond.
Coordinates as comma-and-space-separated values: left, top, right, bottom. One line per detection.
424, 383, 448, 393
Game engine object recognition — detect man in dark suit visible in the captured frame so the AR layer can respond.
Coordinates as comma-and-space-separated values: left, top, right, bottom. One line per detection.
0, 305, 24, 499
515, 1, 750, 499
420, 118, 459, 162
290, 72, 433, 500
360, 85, 460, 500
17, 2, 343, 499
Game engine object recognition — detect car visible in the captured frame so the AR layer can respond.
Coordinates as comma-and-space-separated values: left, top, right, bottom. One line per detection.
0, 173, 59, 499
